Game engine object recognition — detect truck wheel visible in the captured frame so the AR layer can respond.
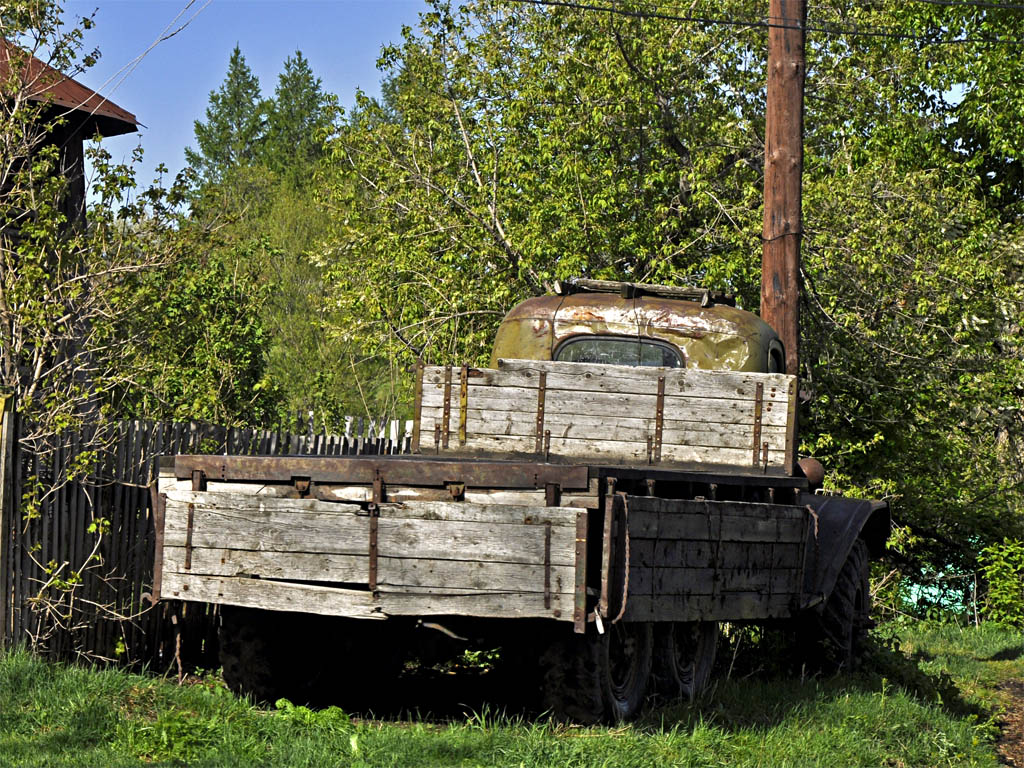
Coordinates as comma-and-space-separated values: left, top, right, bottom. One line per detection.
652, 622, 719, 701
541, 621, 653, 724
811, 538, 871, 671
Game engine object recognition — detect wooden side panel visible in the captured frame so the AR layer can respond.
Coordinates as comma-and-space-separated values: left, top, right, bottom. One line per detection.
159, 490, 577, 621
618, 497, 808, 622
157, 476, 601, 509
417, 360, 797, 473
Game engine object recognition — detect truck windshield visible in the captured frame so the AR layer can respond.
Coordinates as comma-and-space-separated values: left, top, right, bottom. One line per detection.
554, 336, 683, 368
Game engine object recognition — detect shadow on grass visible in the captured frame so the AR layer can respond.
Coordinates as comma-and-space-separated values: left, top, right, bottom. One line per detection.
286, 630, 991, 732
984, 645, 1024, 662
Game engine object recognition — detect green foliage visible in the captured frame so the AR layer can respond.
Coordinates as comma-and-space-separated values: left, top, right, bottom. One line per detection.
184, 45, 264, 185
110, 246, 279, 426
315, 0, 1024, 571
979, 539, 1024, 628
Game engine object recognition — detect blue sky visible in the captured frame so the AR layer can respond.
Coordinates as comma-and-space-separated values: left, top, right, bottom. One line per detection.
65, 0, 426, 187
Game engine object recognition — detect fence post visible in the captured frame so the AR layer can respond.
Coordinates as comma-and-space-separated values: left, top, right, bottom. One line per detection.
0, 393, 15, 648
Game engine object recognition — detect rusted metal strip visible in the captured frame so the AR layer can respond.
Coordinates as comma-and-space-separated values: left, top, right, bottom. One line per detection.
184, 502, 194, 571
573, 510, 588, 633
543, 521, 552, 610
654, 376, 665, 463
369, 470, 383, 594
411, 362, 424, 453
752, 382, 764, 466
599, 477, 617, 618
433, 423, 441, 454
545, 482, 560, 507
372, 469, 384, 504
441, 366, 452, 449
458, 364, 468, 446
762, 442, 770, 472
535, 371, 547, 453
190, 469, 206, 492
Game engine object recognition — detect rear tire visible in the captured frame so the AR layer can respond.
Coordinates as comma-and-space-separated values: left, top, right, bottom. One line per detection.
652, 622, 720, 701
541, 621, 653, 724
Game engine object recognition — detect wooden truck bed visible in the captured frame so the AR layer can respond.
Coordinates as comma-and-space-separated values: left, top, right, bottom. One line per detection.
154, 362, 812, 630
414, 360, 798, 474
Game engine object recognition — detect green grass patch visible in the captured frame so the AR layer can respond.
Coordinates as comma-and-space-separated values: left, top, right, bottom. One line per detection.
1, 622, 1020, 767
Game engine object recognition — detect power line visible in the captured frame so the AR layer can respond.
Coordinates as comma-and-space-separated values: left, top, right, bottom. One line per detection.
908, 0, 1024, 10
505, 0, 1024, 45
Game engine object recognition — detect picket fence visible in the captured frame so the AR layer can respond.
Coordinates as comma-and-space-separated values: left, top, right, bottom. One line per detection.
0, 400, 411, 671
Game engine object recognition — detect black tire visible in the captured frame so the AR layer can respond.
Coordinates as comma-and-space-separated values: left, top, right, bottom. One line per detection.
809, 538, 871, 671
652, 622, 720, 702
541, 621, 653, 724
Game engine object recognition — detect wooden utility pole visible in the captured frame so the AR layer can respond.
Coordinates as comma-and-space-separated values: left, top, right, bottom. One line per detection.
761, 0, 806, 377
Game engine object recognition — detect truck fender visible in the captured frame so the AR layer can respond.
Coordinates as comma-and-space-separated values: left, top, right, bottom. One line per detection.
798, 492, 890, 611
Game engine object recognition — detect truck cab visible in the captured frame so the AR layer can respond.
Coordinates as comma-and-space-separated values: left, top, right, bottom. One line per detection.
491, 278, 785, 374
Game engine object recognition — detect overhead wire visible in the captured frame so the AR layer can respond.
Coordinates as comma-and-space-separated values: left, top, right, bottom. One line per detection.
75, 0, 215, 126
907, 0, 1024, 10
505, 0, 1024, 45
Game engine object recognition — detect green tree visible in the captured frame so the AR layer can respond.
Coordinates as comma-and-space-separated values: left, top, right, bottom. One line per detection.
318, 0, 1023, 572
185, 44, 264, 184
262, 50, 337, 176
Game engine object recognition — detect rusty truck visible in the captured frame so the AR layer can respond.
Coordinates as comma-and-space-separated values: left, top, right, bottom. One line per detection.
152, 277, 888, 723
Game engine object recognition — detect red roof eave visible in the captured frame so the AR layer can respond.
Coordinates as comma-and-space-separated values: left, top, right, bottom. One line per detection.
0, 39, 138, 136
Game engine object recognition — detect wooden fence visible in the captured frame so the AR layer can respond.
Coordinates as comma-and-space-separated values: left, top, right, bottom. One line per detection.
0, 407, 411, 671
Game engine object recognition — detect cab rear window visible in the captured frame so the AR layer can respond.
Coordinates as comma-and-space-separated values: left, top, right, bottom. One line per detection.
554, 336, 683, 368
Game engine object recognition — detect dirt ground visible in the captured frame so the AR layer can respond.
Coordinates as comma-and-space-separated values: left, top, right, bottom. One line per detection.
998, 681, 1024, 767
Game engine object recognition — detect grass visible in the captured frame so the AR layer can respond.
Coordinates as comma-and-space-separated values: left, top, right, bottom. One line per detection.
1, 621, 1020, 767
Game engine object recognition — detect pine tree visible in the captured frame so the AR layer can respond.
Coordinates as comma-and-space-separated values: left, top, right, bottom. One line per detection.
262, 50, 335, 175
185, 45, 264, 184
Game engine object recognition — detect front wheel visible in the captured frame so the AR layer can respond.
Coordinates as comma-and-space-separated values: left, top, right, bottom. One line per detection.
541, 621, 653, 724
806, 538, 871, 671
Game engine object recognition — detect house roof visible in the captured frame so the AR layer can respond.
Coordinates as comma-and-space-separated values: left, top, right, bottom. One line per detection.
1, 39, 138, 137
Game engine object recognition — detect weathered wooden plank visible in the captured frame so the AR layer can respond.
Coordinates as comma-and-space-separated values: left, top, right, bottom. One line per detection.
624, 497, 806, 518
164, 489, 582, 526
171, 455, 591, 490
162, 572, 572, 620
163, 493, 577, 566
379, 500, 579, 526
378, 557, 574, 594
378, 518, 575, 566
422, 387, 792, 428
428, 361, 795, 401
622, 592, 795, 622
378, 590, 571, 619
164, 546, 575, 595
627, 566, 802, 597
419, 410, 788, 450
320, 486, 600, 508
630, 540, 803, 570
165, 546, 367, 582
627, 511, 806, 543
159, 478, 600, 508
161, 572, 385, 619
416, 432, 787, 467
